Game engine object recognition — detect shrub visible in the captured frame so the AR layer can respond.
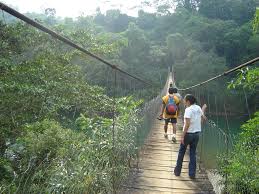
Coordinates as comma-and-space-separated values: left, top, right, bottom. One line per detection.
218, 112, 259, 193
0, 97, 142, 193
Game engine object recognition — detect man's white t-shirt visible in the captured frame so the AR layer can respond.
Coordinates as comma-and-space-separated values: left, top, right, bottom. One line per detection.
184, 104, 203, 133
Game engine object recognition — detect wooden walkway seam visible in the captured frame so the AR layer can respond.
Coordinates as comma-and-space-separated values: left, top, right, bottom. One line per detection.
123, 118, 215, 194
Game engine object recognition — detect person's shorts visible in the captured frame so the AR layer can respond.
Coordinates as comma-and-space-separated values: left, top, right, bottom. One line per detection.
164, 118, 177, 124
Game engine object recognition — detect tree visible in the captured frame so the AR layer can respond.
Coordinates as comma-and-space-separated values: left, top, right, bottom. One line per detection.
0, 18, 144, 193
176, 0, 200, 11
94, 9, 134, 32
166, 33, 188, 64
44, 8, 57, 25
137, 10, 157, 30
142, 0, 199, 12
219, 69, 259, 193
222, 23, 253, 66
44, 8, 56, 17
199, 0, 256, 24
122, 22, 150, 65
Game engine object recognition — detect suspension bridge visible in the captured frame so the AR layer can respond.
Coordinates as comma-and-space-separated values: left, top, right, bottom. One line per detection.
122, 72, 215, 194
1, 2, 258, 194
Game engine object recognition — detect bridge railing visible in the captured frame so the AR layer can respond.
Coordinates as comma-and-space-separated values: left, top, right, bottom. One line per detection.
173, 64, 258, 194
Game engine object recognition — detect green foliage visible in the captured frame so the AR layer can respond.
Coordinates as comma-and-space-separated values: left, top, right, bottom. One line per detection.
94, 9, 135, 33
0, 19, 139, 193
1, 96, 142, 193
218, 112, 259, 193
166, 33, 188, 63
228, 67, 259, 91
137, 10, 157, 29
0, 45, 113, 148
175, 45, 227, 88
253, 8, 259, 33
199, 0, 256, 24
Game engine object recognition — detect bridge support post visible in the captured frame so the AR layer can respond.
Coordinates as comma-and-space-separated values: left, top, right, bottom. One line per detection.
112, 69, 117, 194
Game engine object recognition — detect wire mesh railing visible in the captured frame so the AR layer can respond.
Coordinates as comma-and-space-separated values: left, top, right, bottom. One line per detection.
136, 68, 171, 148
175, 65, 258, 194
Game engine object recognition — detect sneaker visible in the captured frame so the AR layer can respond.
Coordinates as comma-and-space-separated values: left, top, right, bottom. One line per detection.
174, 168, 180, 176
172, 136, 177, 143
164, 134, 168, 138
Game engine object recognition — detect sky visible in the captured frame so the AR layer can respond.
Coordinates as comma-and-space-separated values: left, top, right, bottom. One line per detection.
2, 0, 154, 17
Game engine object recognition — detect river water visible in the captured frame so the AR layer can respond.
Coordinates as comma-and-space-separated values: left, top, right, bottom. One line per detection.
198, 115, 248, 169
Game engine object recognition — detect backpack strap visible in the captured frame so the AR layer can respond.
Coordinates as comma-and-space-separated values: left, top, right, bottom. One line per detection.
168, 95, 175, 104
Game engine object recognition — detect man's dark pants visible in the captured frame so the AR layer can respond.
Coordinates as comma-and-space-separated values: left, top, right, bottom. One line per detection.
174, 132, 200, 177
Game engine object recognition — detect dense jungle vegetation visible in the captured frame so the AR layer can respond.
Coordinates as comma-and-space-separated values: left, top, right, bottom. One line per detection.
0, 0, 258, 193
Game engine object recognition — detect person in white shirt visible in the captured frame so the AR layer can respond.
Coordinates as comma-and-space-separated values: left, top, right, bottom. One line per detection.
174, 94, 207, 179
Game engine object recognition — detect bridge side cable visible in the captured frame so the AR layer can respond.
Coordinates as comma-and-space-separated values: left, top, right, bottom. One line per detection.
0, 2, 153, 87
177, 57, 259, 91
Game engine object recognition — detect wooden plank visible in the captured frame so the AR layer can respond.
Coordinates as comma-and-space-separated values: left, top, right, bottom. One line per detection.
142, 149, 180, 155
137, 166, 192, 173
139, 157, 189, 164
123, 111, 214, 194
136, 174, 209, 181
142, 144, 180, 149
138, 161, 189, 169
134, 168, 208, 179
142, 152, 189, 160
134, 176, 214, 190
143, 146, 180, 152
136, 167, 188, 174
124, 186, 214, 194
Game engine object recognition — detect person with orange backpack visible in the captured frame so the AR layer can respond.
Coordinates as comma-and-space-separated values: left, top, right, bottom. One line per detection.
159, 87, 181, 142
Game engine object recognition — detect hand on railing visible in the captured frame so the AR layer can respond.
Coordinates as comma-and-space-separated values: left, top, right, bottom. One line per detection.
202, 104, 207, 113
202, 104, 208, 123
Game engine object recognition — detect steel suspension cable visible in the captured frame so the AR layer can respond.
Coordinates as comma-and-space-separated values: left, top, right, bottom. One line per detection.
178, 57, 259, 91
0, 2, 152, 87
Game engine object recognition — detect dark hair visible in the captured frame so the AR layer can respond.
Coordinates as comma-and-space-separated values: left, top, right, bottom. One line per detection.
184, 94, 197, 105
169, 82, 173, 87
168, 87, 178, 94
172, 87, 178, 93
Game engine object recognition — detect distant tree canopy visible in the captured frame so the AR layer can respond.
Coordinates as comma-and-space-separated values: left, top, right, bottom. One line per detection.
90, 0, 258, 108
199, 0, 256, 24
94, 9, 135, 32
166, 33, 188, 63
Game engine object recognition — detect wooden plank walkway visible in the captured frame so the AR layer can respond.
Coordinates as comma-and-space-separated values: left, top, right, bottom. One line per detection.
124, 119, 215, 194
